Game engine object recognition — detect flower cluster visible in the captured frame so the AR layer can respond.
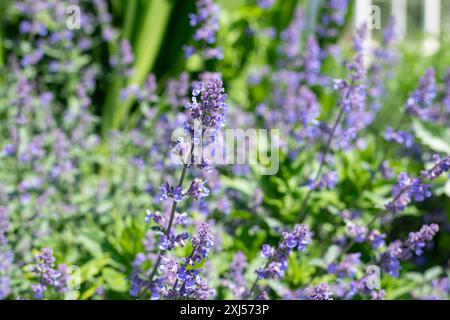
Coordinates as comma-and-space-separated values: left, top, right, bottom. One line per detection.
405, 224, 440, 256
257, 0, 274, 9
256, 224, 310, 280
380, 224, 439, 277
144, 209, 189, 250
130, 76, 227, 299
29, 248, 68, 299
222, 252, 248, 299
333, 269, 386, 300
303, 36, 327, 86
387, 155, 450, 213
304, 283, 333, 300
0, 207, 13, 299
185, 0, 223, 60
330, 26, 369, 151
405, 68, 437, 120
344, 220, 386, 250
368, 17, 398, 111
384, 127, 414, 148
328, 253, 361, 278
317, 0, 349, 43
0, 207, 9, 246
171, 223, 215, 299
1, 0, 450, 302
186, 79, 227, 131
280, 8, 304, 61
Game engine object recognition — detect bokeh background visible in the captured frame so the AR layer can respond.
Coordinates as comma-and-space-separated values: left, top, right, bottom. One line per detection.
0, 0, 449, 300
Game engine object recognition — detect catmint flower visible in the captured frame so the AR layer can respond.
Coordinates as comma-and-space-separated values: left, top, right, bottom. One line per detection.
256, 224, 310, 279
188, 0, 222, 60
305, 283, 333, 300
380, 161, 394, 180
0, 275, 11, 299
317, 0, 349, 42
379, 240, 403, 277
158, 182, 183, 202
371, 289, 386, 300
145, 209, 189, 250
367, 230, 386, 249
405, 224, 439, 256
173, 187, 183, 202
257, 0, 274, 9
334, 268, 387, 300
222, 252, 248, 299
2, 144, 16, 157
204, 47, 224, 60
137, 74, 158, 102
183, 79, 227, 163
159, 183, 170, 201
183, 45, 196, 57
405, 68, 436, 120
346, 221, 367, 243
280, 8, 304, 60
384, 127, 414, 148
328, 253, 361, 278
303, 36, 325, 86
185, 79, 227, 130
187, 179, 210, 200
185, 222, 214, 266
144, 209, 153, 223
167, 72, 190, 107
261, 244, 274, 259
0, 207, 9, 246
330, 28, 367, 152
380, 224, 439, 277
387, 172, 432, 213
383, 16, 397, 46
120, 39, 134, 65
171, 223, 215, 299
387, 155, 450, 214
0, 207, 12, 299
29, 248, 62, 299
310, 171, 338, 190
422, 154, 450, 180
442, 70, 450, 118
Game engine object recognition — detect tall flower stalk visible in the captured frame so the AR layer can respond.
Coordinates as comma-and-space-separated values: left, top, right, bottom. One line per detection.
298, 27, 367, 222
133, 79, 227, 299
341, 154, 449, 256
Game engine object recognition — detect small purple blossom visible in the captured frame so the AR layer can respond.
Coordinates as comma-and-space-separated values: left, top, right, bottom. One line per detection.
406, 68, 436, 120
187, 179, 210, 200
384, 127, 414, 148
188, 0, 222, 60
380, 224, 439, 277
328, 253, 361, 278
256, 224, 310, 279
222, 252, 248, 299
29, 248, 67, 299
305, 283, 333, 300
405, 224, 439, 256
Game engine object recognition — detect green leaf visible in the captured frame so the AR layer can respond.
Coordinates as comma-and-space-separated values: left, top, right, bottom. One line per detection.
75, 233, 104, 258
80, 257, 111, 283
424, 266, 443, 281
323, 245, 341, 265
102, 267, 128, 292
444, 180, 450, 197
413, 121, 450, 154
